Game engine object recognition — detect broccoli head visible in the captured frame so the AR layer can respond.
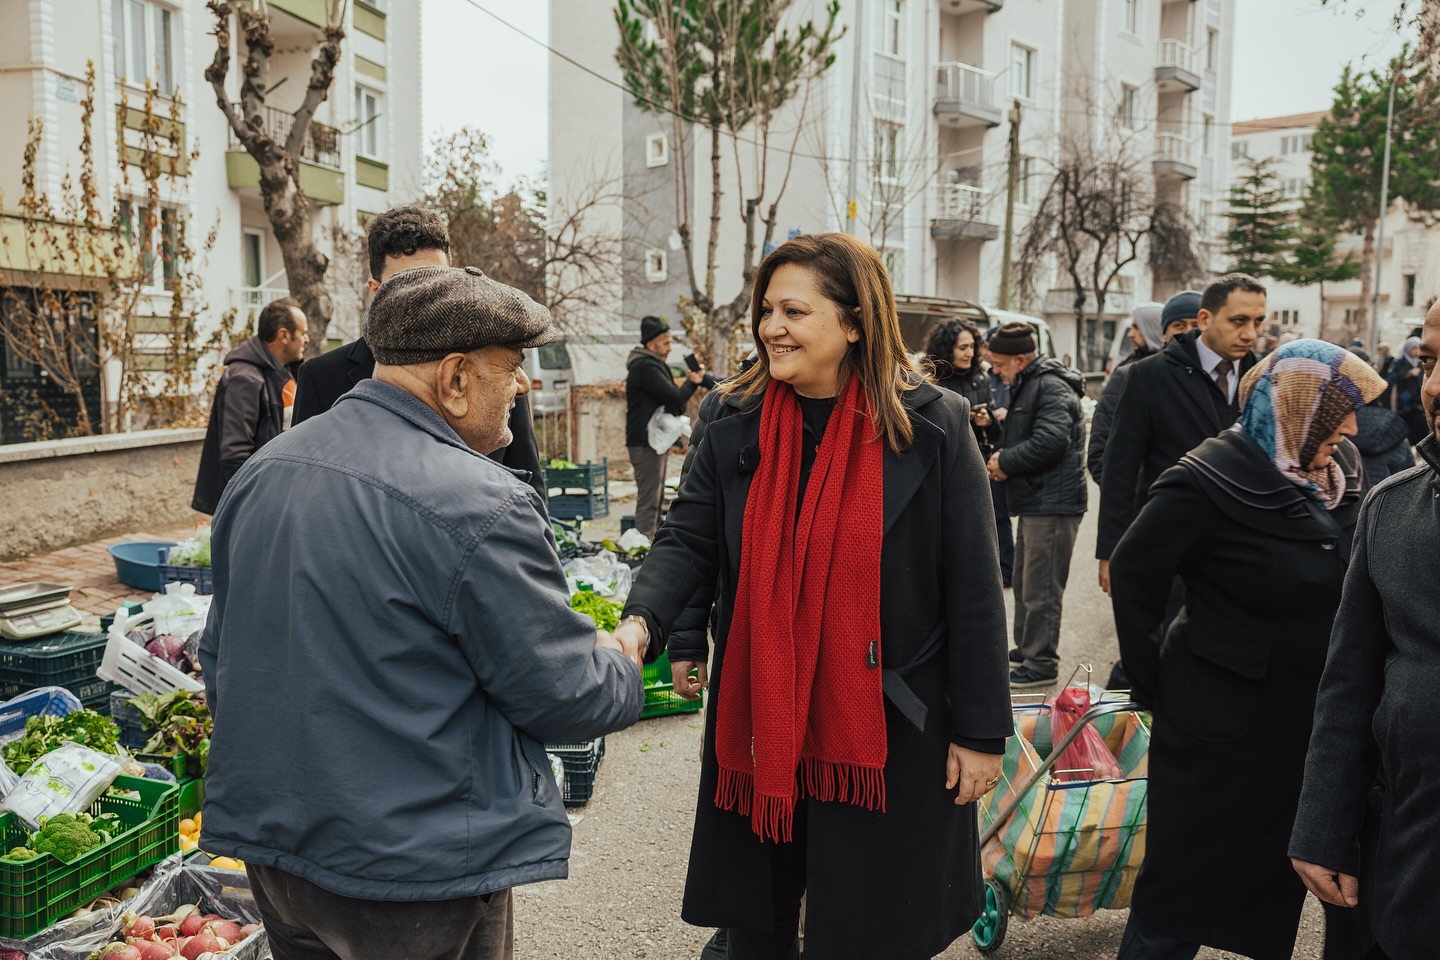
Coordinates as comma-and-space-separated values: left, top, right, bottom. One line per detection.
31, 816, 102, 862
4, 847, 36, 861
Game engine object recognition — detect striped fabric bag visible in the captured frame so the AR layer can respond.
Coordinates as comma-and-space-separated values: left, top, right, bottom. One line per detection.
978, 706, 1150, 921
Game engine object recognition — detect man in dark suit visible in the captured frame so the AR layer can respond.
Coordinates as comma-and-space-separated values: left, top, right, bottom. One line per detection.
293, 206, 545, 498
1096, 275, 1267, 594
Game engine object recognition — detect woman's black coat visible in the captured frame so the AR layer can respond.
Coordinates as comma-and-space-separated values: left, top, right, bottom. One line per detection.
1109, 429, 1364, 960
623, 380, 1011, 960
933, 364, 998, 455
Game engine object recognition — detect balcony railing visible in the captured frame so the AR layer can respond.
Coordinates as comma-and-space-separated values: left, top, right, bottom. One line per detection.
231, 286, 291, 312
934, 62, 996, 110
1155, 133, 1194, 165
935, 183, 990, 222
873, 53, 908, 123
226, 105, 342, 169
1157, 39, 1196, 74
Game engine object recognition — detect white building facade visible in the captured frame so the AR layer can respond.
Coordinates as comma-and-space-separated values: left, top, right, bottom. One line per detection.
548, 0, 1236, 376
1230, 111, 1431, 351
0, 0, 422, 437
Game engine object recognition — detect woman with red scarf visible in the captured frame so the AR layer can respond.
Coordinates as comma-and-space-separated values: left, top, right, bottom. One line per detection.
617, 233, 1011, 959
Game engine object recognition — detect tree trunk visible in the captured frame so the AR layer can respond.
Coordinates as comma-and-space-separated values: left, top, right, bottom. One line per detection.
1348, 218, 1377, 345
257, 160, 332, 354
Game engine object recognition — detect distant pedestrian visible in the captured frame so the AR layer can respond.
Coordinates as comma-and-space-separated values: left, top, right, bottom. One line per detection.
1349, 347, 1415, 486
625, 316, 705, 538
191, 298, 308, 515
985, 321, 1087, 687
981, 330, 1016, 585
1111, 339, 1386, 960
1290, 305, 1440, 960
1387, 336, 1428, 444
1088, 301, 1160, 485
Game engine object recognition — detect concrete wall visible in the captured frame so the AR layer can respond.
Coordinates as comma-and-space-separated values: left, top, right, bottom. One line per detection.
0, 429, 205, 559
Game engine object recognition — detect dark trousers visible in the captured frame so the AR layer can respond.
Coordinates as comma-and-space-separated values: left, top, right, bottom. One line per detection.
628, 445, 669, 539
247, 863, 513, 960
726, 804, 805, 960
1116, 911, 1200, 960
1012, 513, 1082, 675
990, 480, 1014, 582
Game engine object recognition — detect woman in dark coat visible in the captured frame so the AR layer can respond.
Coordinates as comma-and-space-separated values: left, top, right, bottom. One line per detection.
1109, 339, 1387, 960
617, 233, 1011, 960
924, 318, 998, 455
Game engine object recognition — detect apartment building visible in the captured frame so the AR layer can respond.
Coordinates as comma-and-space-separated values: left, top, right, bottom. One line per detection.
549, 0, 1236, 377
0, 0, 421, 439
1230, 111, 1431, 349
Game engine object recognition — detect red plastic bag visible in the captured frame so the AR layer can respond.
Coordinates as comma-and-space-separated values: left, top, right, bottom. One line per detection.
1048, 687, 1122, 782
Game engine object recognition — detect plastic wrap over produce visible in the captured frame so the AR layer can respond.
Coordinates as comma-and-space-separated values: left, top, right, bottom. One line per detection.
1, 855, 269, 960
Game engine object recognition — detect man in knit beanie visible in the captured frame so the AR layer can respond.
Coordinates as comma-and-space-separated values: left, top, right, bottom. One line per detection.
985, 322, 1088, 687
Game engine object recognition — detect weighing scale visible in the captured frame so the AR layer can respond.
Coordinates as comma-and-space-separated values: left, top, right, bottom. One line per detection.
0, 583, 84, 641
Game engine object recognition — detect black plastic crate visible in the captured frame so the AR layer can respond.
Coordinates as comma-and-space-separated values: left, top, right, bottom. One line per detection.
547, 492, 609, 520
72, 677, 120, 708
0, 632, 107, 700
543, 459, 609, 521
545, 737, 605, 805
111, 688, 150, 750
156, 549, 214, 595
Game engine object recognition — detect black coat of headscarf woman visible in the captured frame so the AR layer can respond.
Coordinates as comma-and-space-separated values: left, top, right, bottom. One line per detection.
924, 318, 998, 455
1109, 339, 1388, 960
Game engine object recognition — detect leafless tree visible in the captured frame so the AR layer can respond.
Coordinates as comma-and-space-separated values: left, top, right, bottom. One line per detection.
204, 0, 345, 355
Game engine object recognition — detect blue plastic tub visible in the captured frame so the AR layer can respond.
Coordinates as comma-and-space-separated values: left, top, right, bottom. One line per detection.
107, 541, 177, 592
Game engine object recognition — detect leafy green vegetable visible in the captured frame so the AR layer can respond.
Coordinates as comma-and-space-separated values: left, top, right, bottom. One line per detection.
128, 691, 211, 773
2, 711, 120, 775
570, 591, 623, 631
167, 528, 212, 567
18, 812, 122, 862
3, 847, 35, 862
600, 537, 649, 558
546, 457, 577, 469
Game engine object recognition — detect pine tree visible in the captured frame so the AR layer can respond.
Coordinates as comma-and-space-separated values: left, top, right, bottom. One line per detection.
1225, 157, 1297, 277
1281, 206, 1361, 309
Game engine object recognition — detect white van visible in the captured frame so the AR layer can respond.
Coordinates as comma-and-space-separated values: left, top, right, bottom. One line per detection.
524, 341, 574, 415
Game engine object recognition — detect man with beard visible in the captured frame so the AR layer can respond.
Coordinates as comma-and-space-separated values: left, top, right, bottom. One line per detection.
1289, 302, 1440, 960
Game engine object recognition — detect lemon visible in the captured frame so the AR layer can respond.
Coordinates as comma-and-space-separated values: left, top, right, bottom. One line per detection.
179, 818, 196, 835
179, 836, 197, 853
208, 856, 242, 870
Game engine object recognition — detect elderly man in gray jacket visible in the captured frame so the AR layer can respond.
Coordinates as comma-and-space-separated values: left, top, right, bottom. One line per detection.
199, 265, 645, 960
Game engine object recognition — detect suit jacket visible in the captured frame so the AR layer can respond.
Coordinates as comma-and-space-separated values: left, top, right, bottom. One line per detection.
1095, 330, 1256, 559
292, 337, 545, 500
621, 379, 1010, 959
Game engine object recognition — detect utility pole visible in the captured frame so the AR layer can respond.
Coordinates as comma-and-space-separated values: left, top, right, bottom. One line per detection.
1370, 74, 1397, 354
844, 0, 865, 235
999, 100, 1022, 310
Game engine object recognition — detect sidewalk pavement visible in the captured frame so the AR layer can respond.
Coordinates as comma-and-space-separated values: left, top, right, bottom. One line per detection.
0, 528, 198, 624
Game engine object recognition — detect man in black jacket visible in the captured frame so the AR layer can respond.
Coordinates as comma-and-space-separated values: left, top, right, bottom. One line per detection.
1096, 275, 1266, 595
985, 322, 1087, 687
1290, 305, 1440, 960
292, 205, 545, 498
625, 316, 705, 537
192, 298, 308, 515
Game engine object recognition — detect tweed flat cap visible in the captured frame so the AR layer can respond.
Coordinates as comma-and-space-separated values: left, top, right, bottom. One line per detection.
367, 265, 559, 364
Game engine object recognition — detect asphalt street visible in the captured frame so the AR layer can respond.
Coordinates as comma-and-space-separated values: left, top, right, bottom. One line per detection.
514, 476, 1332, 959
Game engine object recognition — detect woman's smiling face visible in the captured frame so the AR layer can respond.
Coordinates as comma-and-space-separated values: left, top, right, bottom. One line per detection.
759, 263, 859, 399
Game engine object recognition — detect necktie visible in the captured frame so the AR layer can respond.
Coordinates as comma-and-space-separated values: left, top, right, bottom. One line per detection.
1214, 359, 1234, 402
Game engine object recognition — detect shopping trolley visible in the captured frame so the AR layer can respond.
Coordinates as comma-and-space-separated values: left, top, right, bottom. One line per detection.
970, 685, 1151, 953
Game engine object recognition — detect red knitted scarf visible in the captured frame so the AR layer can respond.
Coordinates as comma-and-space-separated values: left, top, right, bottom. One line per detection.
715, 374, 887, 842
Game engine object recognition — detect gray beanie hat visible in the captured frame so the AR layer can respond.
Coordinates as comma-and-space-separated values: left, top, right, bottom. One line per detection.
1133, 302, 1165, 351
367, 265, 559, 365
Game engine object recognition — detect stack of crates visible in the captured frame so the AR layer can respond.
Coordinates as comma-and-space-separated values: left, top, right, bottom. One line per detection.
542, 459, 610, 520
0, 632, 118, 714
544, 737, 606, 805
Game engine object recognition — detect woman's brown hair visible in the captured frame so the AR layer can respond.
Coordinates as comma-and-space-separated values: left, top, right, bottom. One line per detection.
723, 233, 921, 453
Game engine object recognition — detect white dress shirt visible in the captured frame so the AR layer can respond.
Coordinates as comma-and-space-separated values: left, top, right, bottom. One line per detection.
1193, 337, 1238, 405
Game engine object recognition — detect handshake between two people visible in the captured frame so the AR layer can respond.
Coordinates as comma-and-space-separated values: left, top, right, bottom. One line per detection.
596, 617, 651, 673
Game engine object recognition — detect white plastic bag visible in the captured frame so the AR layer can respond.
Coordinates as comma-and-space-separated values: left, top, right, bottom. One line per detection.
145, 582, 212, 637
647, 408, 693, 455
0, 743, 122, 829
616, 528, 652, 553
562, 551, 633, 599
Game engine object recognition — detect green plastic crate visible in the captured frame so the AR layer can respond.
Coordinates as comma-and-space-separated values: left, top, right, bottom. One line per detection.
0, 774, 179, 938
176, 777, 205, 821
642, 651, 703, 719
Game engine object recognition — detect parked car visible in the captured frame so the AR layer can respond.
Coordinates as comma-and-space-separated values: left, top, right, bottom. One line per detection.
524, 341, 574, 415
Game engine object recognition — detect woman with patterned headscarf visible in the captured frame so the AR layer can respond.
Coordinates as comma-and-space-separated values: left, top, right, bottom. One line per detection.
1108, 339, 1387, 960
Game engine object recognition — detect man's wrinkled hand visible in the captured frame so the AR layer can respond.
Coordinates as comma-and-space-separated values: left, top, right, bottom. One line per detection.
986, 452, 1008, 482
612, 619, 649, 672
1292, 858, 1358, 907
671, 660, 708, 701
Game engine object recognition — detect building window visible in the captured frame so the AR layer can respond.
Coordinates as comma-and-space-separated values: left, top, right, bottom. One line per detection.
1202, 115, 1214, 157
1405, 273, 1417, 307
1206, 28, 1219, 71
111, 0, 175, 91
242, 230, 265, 290
1231, 140, 1249, 161
646, 132, 668, 168
1010, 43, 1035, 100
1121, 0, 1138, 35
882, 247, 905, 289
873, 121, 900, 183
1118, 85, 1138, 130
1017, 155, 1036, 205
645, 249, 667, 283
119, 200, 182, 289
883, 1, 903, 57
1199, 198, 1213, 239
354, 86, 383, 160
1281, 134, 1313, 156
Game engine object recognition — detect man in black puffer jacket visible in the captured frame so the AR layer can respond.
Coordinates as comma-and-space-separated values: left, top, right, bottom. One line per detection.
985, 322, 1087, 687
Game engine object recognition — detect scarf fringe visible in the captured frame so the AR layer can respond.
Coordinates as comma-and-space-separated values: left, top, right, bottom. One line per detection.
800, 757, 886, 812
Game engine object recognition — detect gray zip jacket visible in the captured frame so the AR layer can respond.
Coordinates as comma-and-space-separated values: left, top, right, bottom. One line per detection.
199, 378, 642, 900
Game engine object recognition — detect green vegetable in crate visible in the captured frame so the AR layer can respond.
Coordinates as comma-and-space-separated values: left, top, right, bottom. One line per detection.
569, 591, 623, 631
22, 811, 122, 862
128, 691, 212, 773
2, 710, 120, 775
3, 847, 35, 861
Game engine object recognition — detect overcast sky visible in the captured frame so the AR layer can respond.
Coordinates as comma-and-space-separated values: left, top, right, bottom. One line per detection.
421, 0, 1415, 184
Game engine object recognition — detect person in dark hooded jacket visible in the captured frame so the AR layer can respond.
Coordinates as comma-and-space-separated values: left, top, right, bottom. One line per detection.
192, 299, 307, 515
985, 322, 1087, 687
1353, 397, 1415, 486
